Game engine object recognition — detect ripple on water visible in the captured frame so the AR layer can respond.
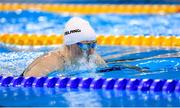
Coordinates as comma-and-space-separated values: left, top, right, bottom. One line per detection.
0, 52, 44, 76
0, 11, 180, 35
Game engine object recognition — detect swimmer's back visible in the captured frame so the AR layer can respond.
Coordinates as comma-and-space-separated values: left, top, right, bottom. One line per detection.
22, 49, 65, 77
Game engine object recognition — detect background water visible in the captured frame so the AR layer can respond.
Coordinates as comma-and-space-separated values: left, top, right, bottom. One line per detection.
0, 10, 180, 106
0, 10, 180, 35
0, 87, 179, 107
2, 0, 180, 4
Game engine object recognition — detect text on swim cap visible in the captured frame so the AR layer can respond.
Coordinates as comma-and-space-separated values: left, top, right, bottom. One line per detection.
64, 29, 81, 35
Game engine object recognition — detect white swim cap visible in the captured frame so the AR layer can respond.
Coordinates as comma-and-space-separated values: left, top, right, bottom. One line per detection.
64, 17, 96, 45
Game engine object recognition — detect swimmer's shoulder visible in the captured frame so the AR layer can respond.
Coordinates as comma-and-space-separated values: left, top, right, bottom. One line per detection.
51, 48, 68, 64
21, 48, 66, 76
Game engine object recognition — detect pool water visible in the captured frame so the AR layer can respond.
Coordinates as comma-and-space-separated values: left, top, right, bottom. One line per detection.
0, 10, 180, 79
0, 10, 180, 35
0, 45, 180, 80
0, 87, 179, 107
0, 10, 180, 107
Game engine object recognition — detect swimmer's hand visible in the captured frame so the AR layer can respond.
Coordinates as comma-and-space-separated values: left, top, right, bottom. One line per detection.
121, 64, 149, 72
97, 64, 149, 73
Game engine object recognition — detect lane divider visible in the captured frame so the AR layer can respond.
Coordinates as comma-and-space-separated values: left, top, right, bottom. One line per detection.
0, 3, 179, 14
0, 34, 179, 47
0, 76, 179, 92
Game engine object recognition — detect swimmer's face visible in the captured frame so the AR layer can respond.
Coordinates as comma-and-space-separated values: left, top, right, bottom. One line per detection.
77, 40, 96, 55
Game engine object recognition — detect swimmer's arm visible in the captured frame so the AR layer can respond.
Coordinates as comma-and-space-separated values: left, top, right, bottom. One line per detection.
95, 54, 108, 67
22, 52, 64, 77
95, 54, 148, 72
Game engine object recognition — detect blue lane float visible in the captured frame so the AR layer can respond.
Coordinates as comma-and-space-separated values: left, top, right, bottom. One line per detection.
0, 76, 179, 92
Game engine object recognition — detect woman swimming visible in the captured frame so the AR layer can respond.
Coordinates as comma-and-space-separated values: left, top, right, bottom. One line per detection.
22, 17, 106, 76
22, 17, 146, 77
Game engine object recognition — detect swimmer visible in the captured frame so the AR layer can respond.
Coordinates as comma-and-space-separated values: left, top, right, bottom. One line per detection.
22, 17, 147, 77
22, 17, 106, 77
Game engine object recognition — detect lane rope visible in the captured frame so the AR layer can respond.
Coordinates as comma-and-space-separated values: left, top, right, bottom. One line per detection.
0, 34, 179, 47
0, 3, 179, 14
0, 76, 179, 92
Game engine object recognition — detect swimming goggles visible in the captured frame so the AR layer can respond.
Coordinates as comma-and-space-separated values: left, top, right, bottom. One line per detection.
77, 40, 97, 51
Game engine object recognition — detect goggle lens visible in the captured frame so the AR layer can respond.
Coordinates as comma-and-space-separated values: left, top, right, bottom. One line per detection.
77, 41, 96, 50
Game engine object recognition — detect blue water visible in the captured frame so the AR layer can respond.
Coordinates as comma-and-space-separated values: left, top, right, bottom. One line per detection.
0, 10, 180, 107
2, 0, 180, 4
0, 10, 180, 35
0, 45, 180, 80
0, 87, 179, 107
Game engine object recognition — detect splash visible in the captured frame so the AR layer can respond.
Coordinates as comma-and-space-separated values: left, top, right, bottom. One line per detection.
49, 54, 98, 77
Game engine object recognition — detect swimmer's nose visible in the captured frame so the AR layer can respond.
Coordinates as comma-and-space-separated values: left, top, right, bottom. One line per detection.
88, 48, 95, 55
